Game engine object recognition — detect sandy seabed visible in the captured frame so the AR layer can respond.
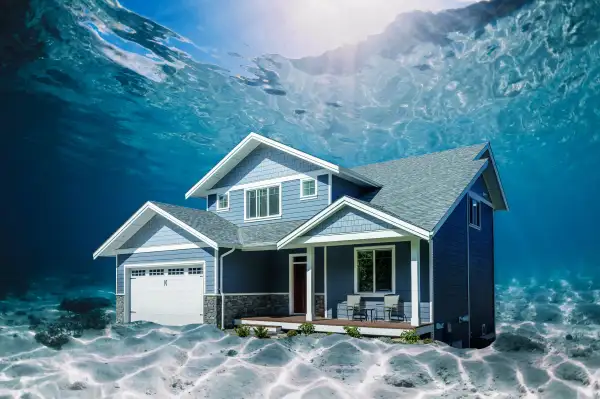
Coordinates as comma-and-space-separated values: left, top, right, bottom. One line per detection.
1, 278, 600, 398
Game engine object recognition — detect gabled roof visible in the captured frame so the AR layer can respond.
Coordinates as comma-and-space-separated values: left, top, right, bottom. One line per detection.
185, 132, 380, 198
350, 142, 507, 233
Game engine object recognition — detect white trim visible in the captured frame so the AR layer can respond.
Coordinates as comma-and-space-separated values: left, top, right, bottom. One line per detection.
288, 252, 308, 314
293, 230, 410, 246
93, 202, 218, 259
277, 197, 429, 249
299, 177, 318, 200
429, 240, 434, 325
222, 292, 289, 296
328, 173, 332, 205
216, 192, 229, 212
205, 169, 328, 196
115, 255, 119, 295
474, 142, 509, 211
124, 260, 206, 268
353, 245, 396, 295
306, 246, 315, 321
410, 239, 421, 327
468, 191, 493, 208
237, 319, 433, 337
115, 243, 206, 255
214, 248, 218, 294
324, 246, 328, 318
243, 183, 282, 222
430, 160, 488, 238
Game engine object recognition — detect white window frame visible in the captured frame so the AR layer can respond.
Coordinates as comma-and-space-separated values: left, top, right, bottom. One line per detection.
468, 196, 482, 230
243, 183, 282, 222
300, 177, 317, 200
353, 245, 396, 296
216, 192, 229, 212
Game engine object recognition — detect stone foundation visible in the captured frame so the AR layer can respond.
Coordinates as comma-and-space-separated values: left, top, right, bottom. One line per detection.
315, 294, 325, 317
203, 295, 222, 327
116, 295, 125, 324
222, 294, 289, 328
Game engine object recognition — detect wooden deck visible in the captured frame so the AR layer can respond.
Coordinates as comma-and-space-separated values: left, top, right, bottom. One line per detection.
238, 315, 434, 337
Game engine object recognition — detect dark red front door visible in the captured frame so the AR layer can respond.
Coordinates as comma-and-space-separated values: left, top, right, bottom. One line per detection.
293, 263, 306, 313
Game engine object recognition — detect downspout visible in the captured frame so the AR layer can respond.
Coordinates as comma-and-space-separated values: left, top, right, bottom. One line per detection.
219, 248, 236, 329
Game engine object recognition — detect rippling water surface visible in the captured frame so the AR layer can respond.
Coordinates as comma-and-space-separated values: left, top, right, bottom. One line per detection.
2, 0, 600, 397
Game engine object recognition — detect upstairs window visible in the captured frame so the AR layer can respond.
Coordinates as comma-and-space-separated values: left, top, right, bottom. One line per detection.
469, 197, 481, 229
217, 193, 229, 211
300, 178, 317, 198
245, 185, 280, 220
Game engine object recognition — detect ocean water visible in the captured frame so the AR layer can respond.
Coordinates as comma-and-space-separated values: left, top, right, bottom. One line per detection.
2, 0, 600, 397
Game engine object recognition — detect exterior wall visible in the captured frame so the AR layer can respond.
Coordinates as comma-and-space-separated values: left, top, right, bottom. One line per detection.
331, 175, 367, 202
207, 174, 329, 226
213, 144, 322, 189
469, 201, 495, 348
120, 215, 200, 249
432, 196, 470, 348
325, 241, 430, 321
470, 175, 490, 200
203, 295, 221, 327
222, 294, 289, 328
304, 207, 396, 237
116, 248, 216, 294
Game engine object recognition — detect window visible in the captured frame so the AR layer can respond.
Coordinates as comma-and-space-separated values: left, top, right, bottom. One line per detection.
168, 268, 184, 275
300, 178, 317, 198
149, 269, 164, 276
245, 185, 280, 220
217, 193, 229, 211
131, 270, 145, 277
188, 267, 203, 275
469, 197, 481, 229
354, 246, 394, 294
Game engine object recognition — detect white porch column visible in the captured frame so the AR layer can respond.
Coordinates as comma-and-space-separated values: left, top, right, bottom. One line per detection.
411, 239, 421, 327
306, 246, 315, 321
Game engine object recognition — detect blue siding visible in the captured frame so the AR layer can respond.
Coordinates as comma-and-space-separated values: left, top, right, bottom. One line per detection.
331, 175, 366, 202
471, 175, 490, 200
304, 207, 395, 237
116, 248, 215, 294
208, 174, 329, 226
432, 196, 470, 348
222, 248, 324, 294
213, 144, 321, 189
325, 242, 430, 321
469, 202, 495, 347
120, 215, 202, 249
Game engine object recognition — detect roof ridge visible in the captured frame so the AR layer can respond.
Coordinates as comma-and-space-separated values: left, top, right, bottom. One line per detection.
350, 142, 488, 170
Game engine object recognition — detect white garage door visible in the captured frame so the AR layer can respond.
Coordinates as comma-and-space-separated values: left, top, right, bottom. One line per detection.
129, 264, 204, 326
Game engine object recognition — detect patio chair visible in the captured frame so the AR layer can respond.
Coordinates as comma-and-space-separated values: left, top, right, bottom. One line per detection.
384, 295, 405, 322
345, 295, 368, 321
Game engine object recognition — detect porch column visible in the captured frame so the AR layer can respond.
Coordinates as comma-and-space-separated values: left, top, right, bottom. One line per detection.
306, 246, 315, 321
411, 239, 421, 327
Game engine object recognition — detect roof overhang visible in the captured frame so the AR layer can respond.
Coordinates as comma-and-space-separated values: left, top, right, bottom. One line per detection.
277, 196, 430, 249
475, 143, 509, 211
93, 202, 218, 259
185, 132, 380, 198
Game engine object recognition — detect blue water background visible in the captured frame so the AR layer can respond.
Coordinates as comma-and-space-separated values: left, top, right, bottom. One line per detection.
2, 0, 600, 297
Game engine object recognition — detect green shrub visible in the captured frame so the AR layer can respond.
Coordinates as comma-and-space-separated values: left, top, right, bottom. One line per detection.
234, 325, 251, 337
422, 338, 434, 344
298, 322, 315, 335
343, 326, 361, 338
286, 330, 298, 337
326, 332, 333, 336
253, 326, 269, 339
399, 330, 420, 344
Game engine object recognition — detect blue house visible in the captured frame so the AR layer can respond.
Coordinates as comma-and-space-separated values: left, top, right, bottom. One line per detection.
93, 132, 508, 348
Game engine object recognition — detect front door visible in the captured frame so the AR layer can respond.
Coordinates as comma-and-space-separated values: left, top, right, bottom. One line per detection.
291, 255, 307, 313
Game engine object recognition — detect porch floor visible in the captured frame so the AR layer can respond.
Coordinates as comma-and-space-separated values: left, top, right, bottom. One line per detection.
238, 315, 433, 337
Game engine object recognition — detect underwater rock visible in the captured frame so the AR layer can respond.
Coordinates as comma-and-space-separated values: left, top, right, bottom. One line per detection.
572, 303, 600, 324
34, 323, 70, 349
493, 333, 546, 353
58, 297, 112, 314
383, 372, 432, 388
67, 381, 87, 390
555, 362, 589, 386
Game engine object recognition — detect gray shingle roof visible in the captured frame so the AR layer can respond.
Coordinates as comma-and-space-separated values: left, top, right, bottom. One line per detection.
151, 201, 241, 246
239, 220, 306, 247
350, 143, 488, 231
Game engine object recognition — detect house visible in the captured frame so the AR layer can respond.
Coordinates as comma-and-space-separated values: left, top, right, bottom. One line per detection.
93, 132, 508, 348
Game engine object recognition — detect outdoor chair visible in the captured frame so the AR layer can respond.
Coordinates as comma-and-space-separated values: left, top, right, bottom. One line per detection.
384, 294, 405, 322
344, 294, 368, 321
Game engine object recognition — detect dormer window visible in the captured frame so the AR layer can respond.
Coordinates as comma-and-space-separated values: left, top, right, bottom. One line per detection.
469, 197, 481, 229
300, 178, 317, 199
217, 193, 229, 211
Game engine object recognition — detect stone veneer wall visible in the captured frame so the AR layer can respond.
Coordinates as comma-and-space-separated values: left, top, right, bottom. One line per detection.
116, 295, 125, 324
203, 295, 222, 327
222, 294, 289, 328
315, 294, 325, 317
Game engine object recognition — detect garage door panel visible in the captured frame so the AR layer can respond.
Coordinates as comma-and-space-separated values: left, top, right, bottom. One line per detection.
129, 267, 204, 326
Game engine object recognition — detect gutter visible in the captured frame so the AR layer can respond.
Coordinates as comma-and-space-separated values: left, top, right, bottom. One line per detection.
219, 248, 236, 329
